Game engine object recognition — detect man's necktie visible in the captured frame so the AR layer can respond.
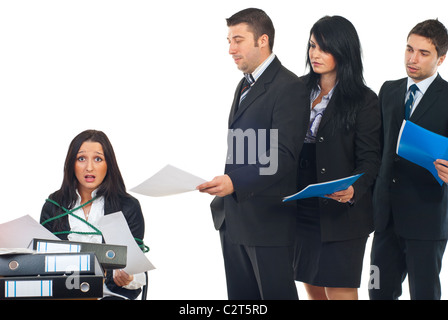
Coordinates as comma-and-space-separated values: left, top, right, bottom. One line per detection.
405, 84, 419, 120
239, 74, 254, 104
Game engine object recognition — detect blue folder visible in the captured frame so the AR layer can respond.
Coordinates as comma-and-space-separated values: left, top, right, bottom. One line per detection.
283, 173, 364, 202
397, 120, 448, 186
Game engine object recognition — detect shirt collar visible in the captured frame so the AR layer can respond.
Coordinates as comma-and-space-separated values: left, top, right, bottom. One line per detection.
76, 188, 98, 200
243, 53, 276, 84
311, 83, 337, 102
407, 72, 438, 95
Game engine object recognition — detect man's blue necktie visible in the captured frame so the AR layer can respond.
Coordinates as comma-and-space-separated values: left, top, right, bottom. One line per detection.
405, 84, 419, 120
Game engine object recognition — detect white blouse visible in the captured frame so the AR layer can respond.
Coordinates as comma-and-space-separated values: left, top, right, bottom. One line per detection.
68, 189, 104, 243
305, 84, 336, 143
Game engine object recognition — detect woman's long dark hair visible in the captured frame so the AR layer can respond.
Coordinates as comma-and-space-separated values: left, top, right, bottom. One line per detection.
306, 15, 368, 130
49, 130, 129, 230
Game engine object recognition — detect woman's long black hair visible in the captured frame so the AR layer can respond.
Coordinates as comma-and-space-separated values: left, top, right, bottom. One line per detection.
49, 130, 129, 230
306, 15, 368, 130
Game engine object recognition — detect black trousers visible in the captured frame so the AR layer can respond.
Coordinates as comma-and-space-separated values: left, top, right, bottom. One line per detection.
369, 218, 447, 300
220, 229, 298, 300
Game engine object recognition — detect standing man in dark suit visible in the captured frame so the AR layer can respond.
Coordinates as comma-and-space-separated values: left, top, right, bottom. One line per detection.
197, 8, 309, 300
369, 19, 448, 300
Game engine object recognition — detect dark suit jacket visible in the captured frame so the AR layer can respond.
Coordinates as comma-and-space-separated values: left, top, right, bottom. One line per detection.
211, 57, 310, 247
299, 77, 381, 242
373, 74, 448, 240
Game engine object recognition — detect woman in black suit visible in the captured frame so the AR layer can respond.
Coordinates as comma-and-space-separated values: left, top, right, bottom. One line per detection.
293, 16, 381, 300
40, 129, 147, 299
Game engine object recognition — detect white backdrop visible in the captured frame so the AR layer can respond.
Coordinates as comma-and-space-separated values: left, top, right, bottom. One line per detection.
1, 0, 448, 300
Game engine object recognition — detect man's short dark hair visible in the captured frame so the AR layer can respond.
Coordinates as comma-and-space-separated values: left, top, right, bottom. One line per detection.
408, 19, 448, 57
226, 8, 275, 51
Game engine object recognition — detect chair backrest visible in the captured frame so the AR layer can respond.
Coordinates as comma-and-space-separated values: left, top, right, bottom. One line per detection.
140, 271, 148, 300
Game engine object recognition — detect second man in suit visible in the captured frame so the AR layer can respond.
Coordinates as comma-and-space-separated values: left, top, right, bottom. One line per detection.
197, 8, 309, 299
369, 19, 448, 300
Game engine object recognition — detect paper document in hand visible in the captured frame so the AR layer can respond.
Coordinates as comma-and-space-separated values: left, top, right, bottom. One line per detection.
283, 173, 364, 202
97, 211, 155, 275
130, 164, 207, 197
397, 120, 448, 186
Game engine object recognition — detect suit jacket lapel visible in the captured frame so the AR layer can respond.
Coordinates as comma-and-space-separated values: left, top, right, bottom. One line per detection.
410, 74, 443, 122
232, 79, 265, 123
229, 57, 281, 128
316, 93, 336, 132
228, 78, 244, 127
391, 79, 408, 126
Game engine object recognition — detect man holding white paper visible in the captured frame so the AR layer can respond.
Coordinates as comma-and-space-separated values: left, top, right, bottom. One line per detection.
370, 19, 448, 300
197, 8, 309, 300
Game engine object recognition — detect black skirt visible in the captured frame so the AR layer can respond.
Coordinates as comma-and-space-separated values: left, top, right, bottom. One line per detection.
294, 143, 367, 288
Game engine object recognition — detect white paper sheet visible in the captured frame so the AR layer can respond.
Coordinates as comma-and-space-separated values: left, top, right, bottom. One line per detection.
0, 248, 35, 255
0, 215, 59, 249
97, 211, 155, 274
130, 164, 207, 197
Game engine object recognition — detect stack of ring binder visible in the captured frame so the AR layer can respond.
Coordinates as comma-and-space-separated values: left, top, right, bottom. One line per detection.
1, 239, 127, 300
0, 251, 104, 300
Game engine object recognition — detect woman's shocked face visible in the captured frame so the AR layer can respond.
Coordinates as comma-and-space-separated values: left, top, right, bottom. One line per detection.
75, 141, 108, 195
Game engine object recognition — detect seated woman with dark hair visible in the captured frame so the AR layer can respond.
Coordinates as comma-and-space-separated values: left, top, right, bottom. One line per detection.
40, 129, 147, 299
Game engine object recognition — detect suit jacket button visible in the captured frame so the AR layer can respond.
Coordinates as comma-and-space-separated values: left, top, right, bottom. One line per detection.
321, 168, 326, 174
392, 178, 397, 183
318, 136, 324, 143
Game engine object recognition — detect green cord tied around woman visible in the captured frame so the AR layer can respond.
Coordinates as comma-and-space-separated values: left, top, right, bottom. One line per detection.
41, 198, 149, 253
